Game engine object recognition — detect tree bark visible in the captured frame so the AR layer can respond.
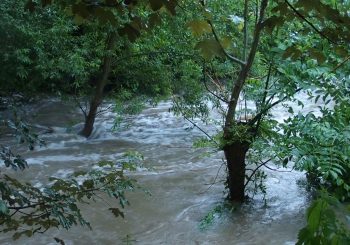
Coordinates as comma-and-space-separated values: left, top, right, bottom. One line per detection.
224, 140, 250, 202
80, 32, 117, 138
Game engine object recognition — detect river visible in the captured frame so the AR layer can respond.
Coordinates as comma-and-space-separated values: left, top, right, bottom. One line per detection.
0, 97, 313, 244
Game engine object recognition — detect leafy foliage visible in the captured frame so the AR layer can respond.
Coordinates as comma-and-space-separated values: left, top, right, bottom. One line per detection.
0, 152, 144, 240
0, 146, 27, 171
0, 0, 103, 94
199, 201, 237, 230
282, 99, 350, 201
297, 192, 350, 245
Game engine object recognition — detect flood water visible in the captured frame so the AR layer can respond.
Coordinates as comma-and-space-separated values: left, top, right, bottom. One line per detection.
0, 97, 314, 245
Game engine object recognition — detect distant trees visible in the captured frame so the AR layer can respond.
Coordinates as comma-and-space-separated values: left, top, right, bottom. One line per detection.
2, 0, 181, 137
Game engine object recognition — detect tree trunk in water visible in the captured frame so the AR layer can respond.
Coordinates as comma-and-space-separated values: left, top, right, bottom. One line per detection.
222, 0, 268, 202
79, 32, 117, 138
223, 141, 250, 202
80, 98, 101, 137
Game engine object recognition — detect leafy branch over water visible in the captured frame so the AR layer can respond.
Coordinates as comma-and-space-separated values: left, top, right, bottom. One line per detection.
0, 151, 144, 240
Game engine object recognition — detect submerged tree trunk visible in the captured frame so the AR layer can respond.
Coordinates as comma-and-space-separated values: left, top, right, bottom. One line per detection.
80, 32, 117, 138
224, 141, 250, 202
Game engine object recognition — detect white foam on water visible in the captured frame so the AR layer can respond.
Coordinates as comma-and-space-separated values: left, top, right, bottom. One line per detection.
25, 152, 120, 165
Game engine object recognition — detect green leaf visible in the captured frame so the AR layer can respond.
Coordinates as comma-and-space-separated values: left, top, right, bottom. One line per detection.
148, 13, 161, 28
163, 0, 177, 15
41, 0, 52, 7
98, 161, 114, 168
309, 48, 326, 64
109, 207, 125, 218
195, 39, 224, 60
187, 20, 211, 37
307, 200, 324, 233
72, 3, 90, 19
264, 16, 285, 33
0, 200, 9, 215
118, 24, 140, 42
74, 15, 85, 25
82, 179, 94, 189
220, 36, 232, 49
297, 227, 311, 245
283, 46, 302, 60
94, 7, 118, 25
149, 0, 163, 11
334, 46, 348, 57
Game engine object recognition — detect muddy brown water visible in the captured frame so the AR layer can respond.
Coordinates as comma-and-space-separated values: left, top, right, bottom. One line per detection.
0, 98, 316, 245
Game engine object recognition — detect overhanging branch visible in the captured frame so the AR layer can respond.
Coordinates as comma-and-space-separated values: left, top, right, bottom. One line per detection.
173, 99, 219, 146
284, 0, 336, 44
207, 20, 246, 66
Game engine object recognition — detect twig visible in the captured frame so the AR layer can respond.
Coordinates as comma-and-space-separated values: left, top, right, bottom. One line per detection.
284, 0, 336, 44
330, 55, 350, 73
202, 65, 229, 103
249, 87, 302, 126
260, 63, 273, 107
264, 92, 276, 107
9, 209, 19, 217
173, 99, 219, 146
250, 53, 350, 126
207, 20, 246, 66
199, 0, 246, 66
264, 165, 293, 172
74, 95, 87, 119
93, 193, 112, 207
96, 104, 113, 116
206, 73, 227, 94
243, 0, 249, 61
317, 54, 350, 80
199, 159, 226, 194
252, 62, 273, 131
244, 158, 271, 189
224, 0, 268, 129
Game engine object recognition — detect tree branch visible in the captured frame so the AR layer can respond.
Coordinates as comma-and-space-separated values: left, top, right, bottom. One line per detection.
320, 54, 350, 78
243, 0, 249, 61
96, 104, 113, 116
264, 164, 293, 172
74, 95, 87, 119
199, 159, 226, 194
244, 158, 271, 189
207, 20, 246, 66
284, 0, 336, 44
202, 64, 229, 103
260, 62, 273, 108
248, 87, 302, 126
173, 99, 219, 146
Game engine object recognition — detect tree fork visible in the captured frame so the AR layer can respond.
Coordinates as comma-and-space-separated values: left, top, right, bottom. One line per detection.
224, 0, 268, 130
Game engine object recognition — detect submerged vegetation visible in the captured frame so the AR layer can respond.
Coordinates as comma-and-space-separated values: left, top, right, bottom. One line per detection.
1, 0, 350, 243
